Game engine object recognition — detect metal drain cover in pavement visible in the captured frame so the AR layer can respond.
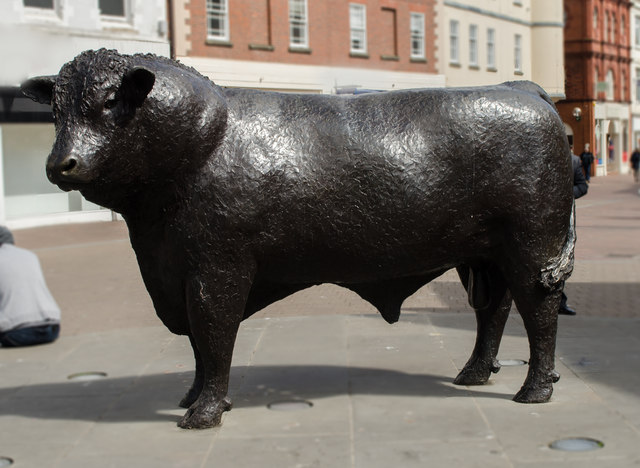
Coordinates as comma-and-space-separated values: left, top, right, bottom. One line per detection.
549, 438, 604, 451
67, 372, 108, 381
498, 359, 527, 367
267, 400, 313, 411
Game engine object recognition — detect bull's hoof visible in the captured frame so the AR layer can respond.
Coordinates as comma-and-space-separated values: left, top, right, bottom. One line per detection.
178, 396, 232, 429
179, 388, 200, 409
513, 383, 553, 403
453, 358, 500, 386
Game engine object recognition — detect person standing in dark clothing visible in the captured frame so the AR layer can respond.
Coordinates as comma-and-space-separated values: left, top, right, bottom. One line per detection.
559, 150, 588, 316
631, 148, 640, 182
580, 143, 594, 182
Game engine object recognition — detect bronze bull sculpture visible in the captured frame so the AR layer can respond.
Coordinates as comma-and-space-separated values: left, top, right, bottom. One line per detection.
22, 49, 574, 429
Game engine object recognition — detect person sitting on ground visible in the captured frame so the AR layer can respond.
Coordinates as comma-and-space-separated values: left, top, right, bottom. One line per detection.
0, 226, 61, 347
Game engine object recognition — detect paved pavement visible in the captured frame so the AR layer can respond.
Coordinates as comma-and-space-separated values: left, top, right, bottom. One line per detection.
1, 174, 639, 467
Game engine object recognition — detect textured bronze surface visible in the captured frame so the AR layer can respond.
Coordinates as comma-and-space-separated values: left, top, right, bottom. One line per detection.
22, 49, 574, 429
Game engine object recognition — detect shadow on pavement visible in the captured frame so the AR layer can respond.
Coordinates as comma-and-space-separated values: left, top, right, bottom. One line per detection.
0, 365, 511, 424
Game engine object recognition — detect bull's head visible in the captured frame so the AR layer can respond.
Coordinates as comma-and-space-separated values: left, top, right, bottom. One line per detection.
21, 49, 228, 213
22, 65, 154, 192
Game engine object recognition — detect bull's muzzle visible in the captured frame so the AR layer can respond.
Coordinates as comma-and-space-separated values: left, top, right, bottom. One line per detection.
46, 154, 93, 187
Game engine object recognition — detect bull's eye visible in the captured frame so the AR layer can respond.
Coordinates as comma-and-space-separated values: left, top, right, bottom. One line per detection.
104, 98, 118, 110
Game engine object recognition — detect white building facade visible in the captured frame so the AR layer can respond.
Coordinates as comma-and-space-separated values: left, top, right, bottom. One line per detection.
437, 0, 565, 99
0, 0, 169, 229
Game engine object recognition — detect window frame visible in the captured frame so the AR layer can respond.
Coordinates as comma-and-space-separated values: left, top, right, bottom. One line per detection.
410, 12, 425, 60
449, 19, 460, 65
349, 3, 367, 54
487, 27, 496, 70
206, 0, 230, 42
606, 69, 615, 101
469, 24, 478, 67
514, 33, 522, 73
289, 0, 309, 49
99, 0, 130, 25
23, 0, 61, 21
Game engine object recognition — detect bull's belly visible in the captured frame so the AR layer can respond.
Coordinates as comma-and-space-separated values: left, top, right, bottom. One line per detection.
255, 241, 486, 285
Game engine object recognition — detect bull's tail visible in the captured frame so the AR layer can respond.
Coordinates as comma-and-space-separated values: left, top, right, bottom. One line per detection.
540, 202, 576, 290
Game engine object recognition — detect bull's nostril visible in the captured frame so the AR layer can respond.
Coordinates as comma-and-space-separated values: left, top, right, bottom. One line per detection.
61, 156, 78, 175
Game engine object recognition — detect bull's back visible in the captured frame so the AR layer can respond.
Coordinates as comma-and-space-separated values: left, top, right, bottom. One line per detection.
216, 84, 571, 280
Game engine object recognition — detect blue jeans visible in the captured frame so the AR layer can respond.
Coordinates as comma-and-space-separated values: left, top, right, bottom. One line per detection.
0, 324, 60, 347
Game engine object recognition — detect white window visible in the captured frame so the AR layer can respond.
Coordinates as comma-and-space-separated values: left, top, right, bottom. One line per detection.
514, 34, 522, 73
289, 0, 308, 48
206, 0, 229, 41
99, 0, 125, 17
350, 4, 367, 53
606, 69, 615, 100
635, 68, 640, 102
449, 20, 459, 64
636, 16, 640, 47
487, 28, 496, 69
469, 24, 478, 66
410, 13, 425, 59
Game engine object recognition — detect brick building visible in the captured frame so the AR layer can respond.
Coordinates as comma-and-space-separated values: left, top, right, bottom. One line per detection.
558, 0, 632, 176
171, 0, 445, 93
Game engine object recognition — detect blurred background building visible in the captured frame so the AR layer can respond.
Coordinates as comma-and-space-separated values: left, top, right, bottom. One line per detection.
0, 0, 169, 228
0, 0, 626, 228
558, 0, 632, 177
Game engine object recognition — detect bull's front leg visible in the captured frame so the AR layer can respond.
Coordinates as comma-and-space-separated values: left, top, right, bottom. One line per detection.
178, 265, 254, 429
179, 335, 204, 409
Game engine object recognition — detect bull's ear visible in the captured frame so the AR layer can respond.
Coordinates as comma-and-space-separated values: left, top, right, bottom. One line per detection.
122, 67, 155, 108
20, 75, 57, 105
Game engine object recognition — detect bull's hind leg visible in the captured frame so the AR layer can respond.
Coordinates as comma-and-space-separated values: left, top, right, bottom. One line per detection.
511, 284, 561, 403
454, 265, 512, 386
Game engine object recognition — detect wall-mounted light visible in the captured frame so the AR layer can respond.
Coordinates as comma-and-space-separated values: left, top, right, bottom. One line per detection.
572, 107, 582, 121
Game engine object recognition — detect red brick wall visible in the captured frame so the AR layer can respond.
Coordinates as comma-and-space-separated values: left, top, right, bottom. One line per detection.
563, 0, 631, 103
185, 0, 437, 73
